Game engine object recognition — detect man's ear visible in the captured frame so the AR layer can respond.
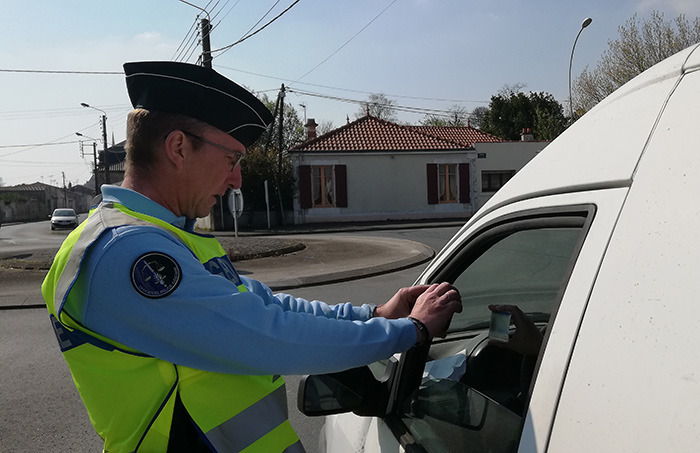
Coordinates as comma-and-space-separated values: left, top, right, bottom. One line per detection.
163, 130, 188, 168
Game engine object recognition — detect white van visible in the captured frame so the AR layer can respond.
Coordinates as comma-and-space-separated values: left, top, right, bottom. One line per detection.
298, 43, 700, 452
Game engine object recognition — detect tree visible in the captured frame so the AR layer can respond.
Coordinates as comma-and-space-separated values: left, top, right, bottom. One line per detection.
479, 86, 566, 140
355, 93, 398, 122
317, 120, 335, 136
573, 11, 700, 115
469, 106, 489, 129
240, 94, 304, 223
420, 105, 469, 127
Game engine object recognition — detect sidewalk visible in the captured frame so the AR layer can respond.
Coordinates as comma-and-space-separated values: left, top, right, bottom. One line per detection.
0, 219, 464, 308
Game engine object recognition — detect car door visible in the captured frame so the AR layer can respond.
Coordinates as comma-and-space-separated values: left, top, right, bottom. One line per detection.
322, 188, 628, 453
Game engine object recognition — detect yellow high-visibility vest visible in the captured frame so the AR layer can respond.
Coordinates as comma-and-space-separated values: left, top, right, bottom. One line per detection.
42, 202, 301, 452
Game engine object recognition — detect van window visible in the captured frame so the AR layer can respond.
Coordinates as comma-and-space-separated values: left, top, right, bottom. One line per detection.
450, 227, 581, 332
396, 211, 590, 452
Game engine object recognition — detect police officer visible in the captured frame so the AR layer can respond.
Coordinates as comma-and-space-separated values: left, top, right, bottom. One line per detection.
42, 61, 462, 452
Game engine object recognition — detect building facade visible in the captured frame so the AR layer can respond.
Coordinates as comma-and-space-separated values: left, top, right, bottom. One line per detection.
289, 115, 547, 224
0, 182, 94, 223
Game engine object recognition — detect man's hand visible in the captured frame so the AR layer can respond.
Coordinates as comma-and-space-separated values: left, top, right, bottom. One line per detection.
408, 283, 463, 339
374, 285, 431, 319
488, 304, 543, 356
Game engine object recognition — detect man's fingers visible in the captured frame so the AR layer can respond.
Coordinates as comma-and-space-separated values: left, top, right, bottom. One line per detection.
406, 284, 431, 298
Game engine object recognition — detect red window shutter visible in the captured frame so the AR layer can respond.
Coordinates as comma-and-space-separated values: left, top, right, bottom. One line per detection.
299, 165, 312, 209
335, 165, 348, 208
427, 164, 438, 205
459, 163, 470, 203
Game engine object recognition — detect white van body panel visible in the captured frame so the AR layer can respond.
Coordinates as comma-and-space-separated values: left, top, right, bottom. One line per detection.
548, 62, 700, 451
319, 43, 700, 452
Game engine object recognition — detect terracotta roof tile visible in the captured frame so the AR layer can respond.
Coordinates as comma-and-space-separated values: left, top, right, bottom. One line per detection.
290, 115, 503, 152
0, 182, 48, 192
408, 125, 502, 147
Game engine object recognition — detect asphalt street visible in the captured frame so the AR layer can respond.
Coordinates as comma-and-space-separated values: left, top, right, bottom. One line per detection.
0, 221, 462, 452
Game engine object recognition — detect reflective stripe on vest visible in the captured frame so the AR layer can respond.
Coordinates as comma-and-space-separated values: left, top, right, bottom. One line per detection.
42, 202, 300, 452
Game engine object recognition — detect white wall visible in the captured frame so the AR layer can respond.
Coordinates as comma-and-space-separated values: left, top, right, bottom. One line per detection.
472, 141, 547, 210
291, 142, 547, 224
293, 150, 474, 223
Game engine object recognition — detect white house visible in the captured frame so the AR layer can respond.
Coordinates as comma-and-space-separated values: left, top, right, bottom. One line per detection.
288, 115, 548, 224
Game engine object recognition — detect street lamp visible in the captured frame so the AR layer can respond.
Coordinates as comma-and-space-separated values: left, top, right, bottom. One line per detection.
80, 102, 110, 184
569, 17, 593, 123
76, 132, 99, 194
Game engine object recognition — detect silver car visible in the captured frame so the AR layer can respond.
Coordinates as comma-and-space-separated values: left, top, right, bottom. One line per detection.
50, 208, 78, 230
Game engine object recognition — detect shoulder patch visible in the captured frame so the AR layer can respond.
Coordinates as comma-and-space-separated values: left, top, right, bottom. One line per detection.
131, 252, 182, 299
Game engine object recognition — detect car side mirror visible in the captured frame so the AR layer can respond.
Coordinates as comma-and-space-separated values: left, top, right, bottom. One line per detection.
297, 363, 394, 417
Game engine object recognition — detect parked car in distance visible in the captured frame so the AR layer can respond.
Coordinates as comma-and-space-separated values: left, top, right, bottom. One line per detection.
50, 208, 79, 230
298, 42, 700, 452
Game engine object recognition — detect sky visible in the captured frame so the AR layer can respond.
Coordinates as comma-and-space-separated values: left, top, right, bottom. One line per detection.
1, 0, 698, 188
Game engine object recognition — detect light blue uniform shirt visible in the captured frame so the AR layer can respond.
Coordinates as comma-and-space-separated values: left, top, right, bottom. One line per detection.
68, 185, 416, 376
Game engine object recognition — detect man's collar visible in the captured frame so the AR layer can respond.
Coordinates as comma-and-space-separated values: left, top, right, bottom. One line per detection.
101, 185, 189, 229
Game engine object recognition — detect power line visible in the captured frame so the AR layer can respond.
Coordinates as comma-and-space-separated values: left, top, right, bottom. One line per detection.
200, 0, 224, 53
0, 104, 131, 121
208, 0, 226, 22
175, 24, 202, 62
172, 16, 200, 60
2, 159, 85, 166
0, 68, 121, 75
211, 0, 241, 32
287, 88, 470, 117
237, 1, 281, 44
215, 63, 487, 104
177, 0, 212, 63
292, 0, 397, 83
0, 140, 81, 150
0, 104, 129, 115
211, 0, 300, 56
183, 33, 203, 63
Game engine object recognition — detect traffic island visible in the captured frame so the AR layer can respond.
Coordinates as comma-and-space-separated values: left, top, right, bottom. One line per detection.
0, 237, 306, 270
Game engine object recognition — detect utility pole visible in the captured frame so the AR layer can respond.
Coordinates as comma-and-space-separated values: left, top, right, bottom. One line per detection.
278, 84, 285, 176
62, 172, 67, 207
81, 103, 109, 186
93, 142, 98, 194
201, 18, 212, 68
101, 114, 109, 184
276, 84, 286, 225
79, 140, 99, 194
199, 16, 219, 227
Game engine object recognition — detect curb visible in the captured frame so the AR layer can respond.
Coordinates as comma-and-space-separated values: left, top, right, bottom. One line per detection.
238, 236, 436, 291
219, 220, 466, 237
264, 245, 434, 290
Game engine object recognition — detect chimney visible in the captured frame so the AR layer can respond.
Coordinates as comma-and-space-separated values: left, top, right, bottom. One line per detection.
305, 118, 318, 140
521, 128, 534, 142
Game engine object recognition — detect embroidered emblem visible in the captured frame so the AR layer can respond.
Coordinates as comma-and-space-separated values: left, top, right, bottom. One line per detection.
131, 252, 182, 298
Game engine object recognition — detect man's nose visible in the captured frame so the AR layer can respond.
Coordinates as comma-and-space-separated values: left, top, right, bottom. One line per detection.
226, 165, 243, 189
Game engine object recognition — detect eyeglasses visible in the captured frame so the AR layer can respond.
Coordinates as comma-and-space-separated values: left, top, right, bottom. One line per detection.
181, 130, 245, 171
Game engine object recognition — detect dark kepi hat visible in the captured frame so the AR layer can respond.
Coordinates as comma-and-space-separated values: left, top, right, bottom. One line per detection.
123, 61, 273, 147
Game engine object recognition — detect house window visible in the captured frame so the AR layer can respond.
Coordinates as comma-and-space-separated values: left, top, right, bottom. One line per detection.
438, 164, 458, 203
482, 170, 515, 192
298, 165, 348, 209
312, 166, 335, 207
427, 163, 470, 205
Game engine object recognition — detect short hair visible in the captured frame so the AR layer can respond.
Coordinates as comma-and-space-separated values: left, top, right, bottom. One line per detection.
125, 109, 208, 173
